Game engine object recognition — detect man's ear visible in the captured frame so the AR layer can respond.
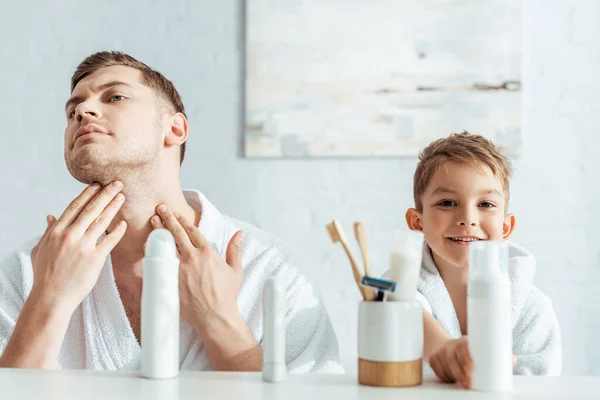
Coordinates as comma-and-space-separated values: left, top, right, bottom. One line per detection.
503, 213, 516, 239
405, 208, 423, 231
165, 112, 188, 147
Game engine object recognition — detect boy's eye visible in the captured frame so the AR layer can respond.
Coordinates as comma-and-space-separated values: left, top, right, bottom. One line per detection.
111, 95, 125, 102
479, 201, 496, 208
437, 200, 456, 207
67, 109, 75, 119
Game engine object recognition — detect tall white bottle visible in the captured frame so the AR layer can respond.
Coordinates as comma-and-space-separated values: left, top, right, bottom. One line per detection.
262, 277, 286, 382
387, 230, 424, 302
467, 241, 512, 392
141, 229, 180, 379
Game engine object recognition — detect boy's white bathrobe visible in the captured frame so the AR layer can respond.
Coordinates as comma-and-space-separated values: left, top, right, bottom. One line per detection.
0, 190, 343, 373
417, 242, 562, 376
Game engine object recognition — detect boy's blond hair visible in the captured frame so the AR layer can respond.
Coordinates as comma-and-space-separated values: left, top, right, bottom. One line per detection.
413, 131, 513, 211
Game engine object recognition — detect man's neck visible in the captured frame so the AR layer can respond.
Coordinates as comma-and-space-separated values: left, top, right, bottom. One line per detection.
106, 172, 198, 279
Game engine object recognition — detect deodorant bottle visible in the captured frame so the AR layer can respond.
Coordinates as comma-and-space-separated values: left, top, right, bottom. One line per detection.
262, 277, 286, 382
467, 241, 512, 392
141, 229, 180, 379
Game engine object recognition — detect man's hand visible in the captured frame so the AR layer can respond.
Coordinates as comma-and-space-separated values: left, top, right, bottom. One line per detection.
30, 181, 127, 312
0, 182, 127, 369
151, 204, 244, 326
429, 336, 518, 389
151, 204, 261, 371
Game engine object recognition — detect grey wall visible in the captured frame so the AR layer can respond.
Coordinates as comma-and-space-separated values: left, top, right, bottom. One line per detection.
1, 0, 599, 375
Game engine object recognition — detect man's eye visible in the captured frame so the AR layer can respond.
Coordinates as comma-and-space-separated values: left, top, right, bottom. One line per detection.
437, 200, 456, 207
479, 201, 495, 208
67, 109, 76, 119
111, 95, 125, 102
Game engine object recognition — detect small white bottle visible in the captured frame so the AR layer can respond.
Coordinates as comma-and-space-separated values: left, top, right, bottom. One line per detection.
467, 241, 512, 392
262, 277, 286, 382
387, 230, 424, 302
141, 229, 180, 379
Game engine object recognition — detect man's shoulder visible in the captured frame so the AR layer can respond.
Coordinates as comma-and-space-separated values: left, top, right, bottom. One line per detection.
0, 237, 38, 269
221, 214, 294, 266
0, 237, 39, 300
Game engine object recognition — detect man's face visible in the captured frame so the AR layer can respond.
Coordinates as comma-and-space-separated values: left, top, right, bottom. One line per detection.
415, 162, 513, 269
64, 65, 165, 185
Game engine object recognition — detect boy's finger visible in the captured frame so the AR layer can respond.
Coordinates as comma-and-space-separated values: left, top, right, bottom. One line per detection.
447, 347, 466, 384
457, 342, 473, 374
438, 349, 456, 383
429, 353, 450, 383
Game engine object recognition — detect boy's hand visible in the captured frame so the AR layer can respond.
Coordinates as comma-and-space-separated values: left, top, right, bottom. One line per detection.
429, 336, 518, 389
429, 336, 472, 388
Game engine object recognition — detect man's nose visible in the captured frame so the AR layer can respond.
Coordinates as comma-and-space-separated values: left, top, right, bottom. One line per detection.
76, 102, 101, 121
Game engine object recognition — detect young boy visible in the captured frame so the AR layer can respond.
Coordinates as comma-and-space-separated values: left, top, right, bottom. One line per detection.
406, 132, 561, 388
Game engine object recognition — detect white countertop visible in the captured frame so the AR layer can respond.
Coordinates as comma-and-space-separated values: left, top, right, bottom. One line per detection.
1, 369, 598, 399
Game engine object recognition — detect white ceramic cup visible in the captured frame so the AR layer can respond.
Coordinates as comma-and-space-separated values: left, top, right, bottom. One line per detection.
358, 301, 423, 363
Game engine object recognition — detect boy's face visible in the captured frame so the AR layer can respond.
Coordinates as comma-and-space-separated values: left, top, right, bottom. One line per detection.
406, 161, 515, 269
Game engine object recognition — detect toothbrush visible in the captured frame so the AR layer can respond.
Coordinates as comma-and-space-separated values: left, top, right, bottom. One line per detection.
326, 220, 375, 301
353, 222, 373, 277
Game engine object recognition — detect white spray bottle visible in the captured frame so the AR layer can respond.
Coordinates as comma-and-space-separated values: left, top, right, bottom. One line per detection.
467, 241, 512, 392
141, 229, 180, 379
262, 277, 286, 382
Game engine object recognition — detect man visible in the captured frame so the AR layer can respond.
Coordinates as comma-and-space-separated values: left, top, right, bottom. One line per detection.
0, 51, 342, 372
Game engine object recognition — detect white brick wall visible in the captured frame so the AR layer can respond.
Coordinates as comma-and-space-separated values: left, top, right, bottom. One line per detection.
1, 0, 599, 375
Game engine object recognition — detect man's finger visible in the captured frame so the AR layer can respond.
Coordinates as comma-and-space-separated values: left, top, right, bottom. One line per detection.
96, 220, 127, 255
43, 214, 57, 235
150, 215, 166, 230
84, 193, 126, 244
173, 211, 209, 249
54, 184, 103, 230
156, 204, 193, 253
71, 181, 123, 237
225, 230, 244, 271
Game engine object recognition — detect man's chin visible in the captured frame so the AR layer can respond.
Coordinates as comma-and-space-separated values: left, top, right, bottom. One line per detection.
66, 158, 114, 186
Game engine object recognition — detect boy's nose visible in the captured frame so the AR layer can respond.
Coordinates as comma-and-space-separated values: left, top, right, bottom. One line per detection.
459, 220, 477, 226
457, 210, 478, 226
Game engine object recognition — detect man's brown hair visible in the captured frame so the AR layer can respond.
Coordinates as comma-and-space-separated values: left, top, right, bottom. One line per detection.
71, 51, 187, 164
413, 131, 513, 211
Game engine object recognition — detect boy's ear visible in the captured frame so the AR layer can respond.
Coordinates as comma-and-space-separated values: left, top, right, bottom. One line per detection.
503, 213, 516, 239
165, 112, 188, 147
405, 208, 423, 231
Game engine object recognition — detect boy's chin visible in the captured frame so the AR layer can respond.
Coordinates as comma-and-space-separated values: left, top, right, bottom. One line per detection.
438, 245, 470, 269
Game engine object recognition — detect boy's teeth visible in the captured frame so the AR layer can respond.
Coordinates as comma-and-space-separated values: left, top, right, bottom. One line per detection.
450, 237, 479, 242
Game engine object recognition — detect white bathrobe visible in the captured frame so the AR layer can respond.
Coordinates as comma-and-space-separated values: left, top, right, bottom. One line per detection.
0, 190, 343, 373
417, 241, 562, 375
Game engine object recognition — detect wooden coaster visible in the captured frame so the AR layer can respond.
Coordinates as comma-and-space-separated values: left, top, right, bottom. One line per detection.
358, 358, 422, 387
